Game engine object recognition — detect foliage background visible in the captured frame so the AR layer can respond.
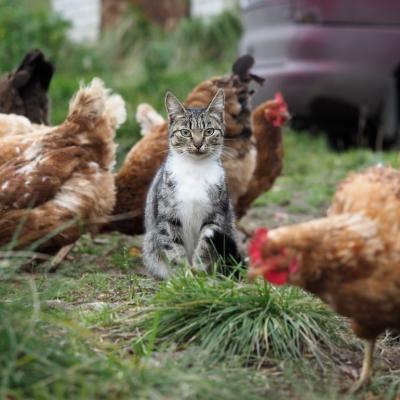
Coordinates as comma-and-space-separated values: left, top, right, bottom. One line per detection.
0, 0, 241, 161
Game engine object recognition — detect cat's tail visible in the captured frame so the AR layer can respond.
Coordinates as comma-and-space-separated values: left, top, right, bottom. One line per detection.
206, 231, 244, 277
136, 103, 165, 136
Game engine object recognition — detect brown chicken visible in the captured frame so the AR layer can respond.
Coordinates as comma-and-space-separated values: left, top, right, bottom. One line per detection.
248, 165, 400, 392
0, 78, 126, 253
235, 92, 288, 218
0, 114, 50, 166
0, 49, 54, 124
109, 55, 289, 235
0, 113, 46, 138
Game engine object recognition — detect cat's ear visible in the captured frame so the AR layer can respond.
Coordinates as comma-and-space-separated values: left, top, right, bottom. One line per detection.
165, 91, 186, 123
207, 89, 225, 123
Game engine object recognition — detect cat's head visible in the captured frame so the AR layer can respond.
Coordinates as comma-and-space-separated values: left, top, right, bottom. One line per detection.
165, 89, 225, 159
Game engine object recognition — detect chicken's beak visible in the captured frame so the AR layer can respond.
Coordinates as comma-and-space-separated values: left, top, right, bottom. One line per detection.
247, 263, 270, 282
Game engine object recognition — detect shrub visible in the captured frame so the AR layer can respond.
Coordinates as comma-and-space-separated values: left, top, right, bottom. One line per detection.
0, 0, 70, 72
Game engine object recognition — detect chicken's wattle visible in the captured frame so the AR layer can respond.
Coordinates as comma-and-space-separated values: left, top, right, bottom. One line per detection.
264, 269, 289, 285
249, 227, 268, 266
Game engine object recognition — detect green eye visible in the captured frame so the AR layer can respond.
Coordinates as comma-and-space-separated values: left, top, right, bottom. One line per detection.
204, 128, 215, 136
180, 129, 191, 137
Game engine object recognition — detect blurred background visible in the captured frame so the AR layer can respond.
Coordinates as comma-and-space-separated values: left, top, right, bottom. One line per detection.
240, 0, 400, 151
2, 0, 400, 155
0, 0, 242, 163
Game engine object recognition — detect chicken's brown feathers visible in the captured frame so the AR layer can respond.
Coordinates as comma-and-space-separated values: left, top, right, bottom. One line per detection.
235, 99, 284, 217
0, 79, 125, 250
253, 165, 400, 346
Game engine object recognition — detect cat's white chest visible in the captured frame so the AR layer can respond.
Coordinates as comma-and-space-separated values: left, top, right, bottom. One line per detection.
167, 153, 224, 260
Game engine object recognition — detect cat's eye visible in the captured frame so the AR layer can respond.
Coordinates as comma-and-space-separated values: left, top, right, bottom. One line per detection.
180, 129, 191, 137
204, 128, 215, 136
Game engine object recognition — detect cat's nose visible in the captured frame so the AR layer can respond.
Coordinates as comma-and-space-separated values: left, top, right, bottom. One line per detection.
194, 142, 203, 150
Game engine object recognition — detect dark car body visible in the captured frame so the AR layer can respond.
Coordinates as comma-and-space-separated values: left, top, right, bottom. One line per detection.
239, 0, 400, 149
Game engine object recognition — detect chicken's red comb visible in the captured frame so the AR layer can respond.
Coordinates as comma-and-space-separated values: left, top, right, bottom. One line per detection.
249, 228, 268, 266
274, 92, 285, 104
264, 92, 289, 127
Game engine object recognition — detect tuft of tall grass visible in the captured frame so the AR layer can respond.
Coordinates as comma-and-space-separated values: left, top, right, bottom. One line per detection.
133, 270, 350, 366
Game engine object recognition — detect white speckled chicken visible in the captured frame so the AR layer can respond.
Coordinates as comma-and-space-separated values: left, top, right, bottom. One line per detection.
0, 78, 126, 252
0, 114, 50, 167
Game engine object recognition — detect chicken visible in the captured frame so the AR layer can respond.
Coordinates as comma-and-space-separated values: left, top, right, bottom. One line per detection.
235, 92, 289, 218
0, 113, 44, 137
248, 165, 400, 392
0, 114, 51, 166
0, 49, 54, 124
0, 78, 126, 253
108, 55, 268, 235
0, 125, 51, 167
136, 103, 165, 136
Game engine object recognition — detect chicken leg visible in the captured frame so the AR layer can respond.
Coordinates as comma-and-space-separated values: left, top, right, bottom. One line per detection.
350, 339, 375, 393
50, 243, 75, 270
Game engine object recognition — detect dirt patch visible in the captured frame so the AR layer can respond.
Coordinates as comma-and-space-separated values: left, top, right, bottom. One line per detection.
241, 203, 318, 231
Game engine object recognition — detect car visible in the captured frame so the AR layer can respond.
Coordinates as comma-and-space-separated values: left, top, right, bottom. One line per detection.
239, 0, 400, 150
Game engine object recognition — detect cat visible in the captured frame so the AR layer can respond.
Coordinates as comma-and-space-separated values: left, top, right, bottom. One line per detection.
142, 89, 241, 279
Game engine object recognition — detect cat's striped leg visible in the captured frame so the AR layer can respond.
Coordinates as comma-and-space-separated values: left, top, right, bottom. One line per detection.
192, 225, 219, 272
142, 226, 187, 280
143, 229, 171, 279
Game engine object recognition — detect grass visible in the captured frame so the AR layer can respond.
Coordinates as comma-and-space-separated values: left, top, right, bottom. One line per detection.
132, 270, 348, 366
1, 131, 400, 398
1, 130, 400, 398
0, 299, 271, 400
254, 131, 400, 216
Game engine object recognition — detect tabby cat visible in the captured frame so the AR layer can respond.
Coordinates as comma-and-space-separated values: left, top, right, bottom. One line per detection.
142, 89, 241, 279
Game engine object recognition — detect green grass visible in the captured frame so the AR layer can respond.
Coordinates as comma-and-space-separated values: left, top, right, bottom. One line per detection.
254, 131, 400, 216
132, 270, 348, 366
1, 131, 400, 398
1, 130, 400, 398
0, 298, 272, 400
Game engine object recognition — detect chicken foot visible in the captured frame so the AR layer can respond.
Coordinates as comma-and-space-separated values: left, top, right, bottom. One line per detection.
50, 243, 75, 270
350, 339, 375, 393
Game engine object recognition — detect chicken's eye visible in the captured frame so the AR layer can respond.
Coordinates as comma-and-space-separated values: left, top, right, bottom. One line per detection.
270, 249, 281, 256
180, 129, 191, 137
204, 128, 215, 136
